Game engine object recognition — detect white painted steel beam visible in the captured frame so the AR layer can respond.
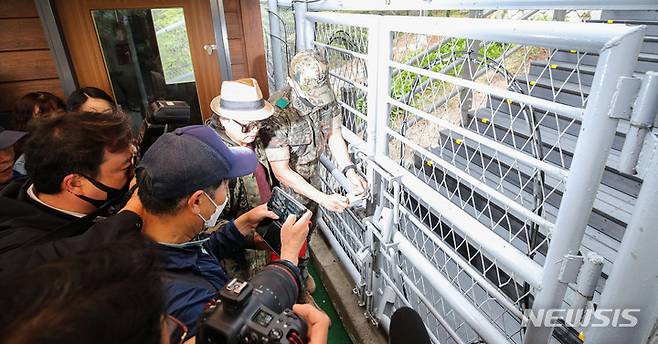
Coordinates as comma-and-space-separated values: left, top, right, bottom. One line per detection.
375, 155, 544, 289
312, 41, 368, 60
585, 134, 658, 344
524, 22, 646, 344
307, 12, 644, 53
282, 0, 658, 11
395, 232, 512, 344
385, 129, 557, 232
317, 216, 362, 285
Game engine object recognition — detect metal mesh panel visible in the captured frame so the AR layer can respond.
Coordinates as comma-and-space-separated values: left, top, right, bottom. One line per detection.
390, 190, 528, 342
386, 33, 593, 258
317, 161, 367, 275
315, 23, 369, 141
379, 248, 484, 344
289, 9, 644, 344
261, 3, 296, 93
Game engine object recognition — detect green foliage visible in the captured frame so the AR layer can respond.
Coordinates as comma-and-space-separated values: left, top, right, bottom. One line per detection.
389, 38, 509, 118
152, 8, 194, 84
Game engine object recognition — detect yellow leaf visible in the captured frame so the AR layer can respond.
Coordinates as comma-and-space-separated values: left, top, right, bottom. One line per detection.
529, 81, 537, 86
426, 160, 434, 166
607, 19, 614, 24
578, 332, 585, 342
455, 138, 463, 145
550, 64, 558, 69
481, 118, 489, 124
569, 49, 577, 54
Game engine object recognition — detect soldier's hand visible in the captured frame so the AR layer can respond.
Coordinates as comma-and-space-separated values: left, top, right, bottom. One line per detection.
234, 204, 279, 236
320, 193, 349, 212
280, 211, 313, 265
346, 169, 367, 196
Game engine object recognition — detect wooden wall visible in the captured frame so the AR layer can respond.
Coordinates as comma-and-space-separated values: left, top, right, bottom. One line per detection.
224, 0, 268, 98
0, 1, 64, 114
0, 0, 267, 116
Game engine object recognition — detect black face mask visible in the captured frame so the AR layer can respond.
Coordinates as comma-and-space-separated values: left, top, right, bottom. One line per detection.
74, 174, 129, 209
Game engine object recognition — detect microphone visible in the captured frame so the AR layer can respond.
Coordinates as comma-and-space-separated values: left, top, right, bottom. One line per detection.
389, 307, 431, 344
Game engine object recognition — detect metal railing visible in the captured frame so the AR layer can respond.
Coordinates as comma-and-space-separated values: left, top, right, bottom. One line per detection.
271, 6, 657, 344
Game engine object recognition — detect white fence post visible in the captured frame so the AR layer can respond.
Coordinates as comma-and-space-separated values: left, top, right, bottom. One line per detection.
583, 136, 658, 343
523, 25, 646, 344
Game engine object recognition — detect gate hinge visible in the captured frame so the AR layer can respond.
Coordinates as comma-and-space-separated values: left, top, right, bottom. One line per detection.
558, 254, 584, 284
608, 76, 641, 120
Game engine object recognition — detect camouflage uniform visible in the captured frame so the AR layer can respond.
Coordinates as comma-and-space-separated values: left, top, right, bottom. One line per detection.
261, 87, 340, 213
261, 50, 339, 303
206, 116, 275, 280
261, 49, 341, 212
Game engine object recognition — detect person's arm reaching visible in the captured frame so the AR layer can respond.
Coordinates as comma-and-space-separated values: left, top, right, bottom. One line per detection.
270, 160, 348, 212
327, 114, 367, 196
263, 115, 348, 212
205, 204, 278, 260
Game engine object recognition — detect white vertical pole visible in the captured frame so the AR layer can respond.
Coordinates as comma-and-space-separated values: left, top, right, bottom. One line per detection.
523, 27, 646, 344
585, 133, 658, 344
268, 0, 286, 89
293, 1, 307, 51
365, 19, 380, 187
374, 23, 391, 158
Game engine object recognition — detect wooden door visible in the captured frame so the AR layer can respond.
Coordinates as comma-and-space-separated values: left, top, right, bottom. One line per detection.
55, 0, 222, 121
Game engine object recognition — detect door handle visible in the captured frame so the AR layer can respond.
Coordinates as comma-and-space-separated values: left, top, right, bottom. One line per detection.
203, 44, 217, 55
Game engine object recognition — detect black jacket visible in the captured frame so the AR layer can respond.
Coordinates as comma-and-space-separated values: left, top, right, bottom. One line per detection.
0, 177, 142, 274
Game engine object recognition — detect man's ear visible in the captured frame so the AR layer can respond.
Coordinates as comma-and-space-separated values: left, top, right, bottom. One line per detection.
62, 174, 85, 194
187, 190, 206, 215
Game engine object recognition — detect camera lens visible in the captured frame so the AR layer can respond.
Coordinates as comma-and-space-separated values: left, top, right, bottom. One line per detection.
248, 266, 299, 313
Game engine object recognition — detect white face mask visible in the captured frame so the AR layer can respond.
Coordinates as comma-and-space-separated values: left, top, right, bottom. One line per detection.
197, 192, 227, 229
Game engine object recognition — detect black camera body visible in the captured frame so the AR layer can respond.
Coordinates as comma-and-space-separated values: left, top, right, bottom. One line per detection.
147, 100, 190, 125
138, 100, 191, 154
198, 279, 308, 344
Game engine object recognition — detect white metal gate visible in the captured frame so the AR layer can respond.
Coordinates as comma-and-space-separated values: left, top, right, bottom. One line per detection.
281, 8, 655, 344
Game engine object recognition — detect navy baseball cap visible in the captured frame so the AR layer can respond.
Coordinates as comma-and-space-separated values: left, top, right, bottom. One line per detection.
0, 126, 27, 150
136, 125, 257, 199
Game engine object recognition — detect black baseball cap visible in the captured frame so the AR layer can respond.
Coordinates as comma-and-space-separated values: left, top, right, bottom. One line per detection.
136, 125, 257, 199
0, 126, 27, 150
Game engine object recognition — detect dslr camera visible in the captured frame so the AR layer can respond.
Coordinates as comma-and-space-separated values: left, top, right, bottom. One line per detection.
197, 264, 308, 344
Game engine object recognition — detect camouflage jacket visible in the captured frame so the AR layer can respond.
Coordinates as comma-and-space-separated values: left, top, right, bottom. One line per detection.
261, 87, 341, 209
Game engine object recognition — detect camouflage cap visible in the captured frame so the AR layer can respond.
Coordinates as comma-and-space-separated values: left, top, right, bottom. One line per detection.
288, 49, 335, 107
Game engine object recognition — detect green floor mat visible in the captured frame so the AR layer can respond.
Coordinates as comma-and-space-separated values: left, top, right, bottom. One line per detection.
308, 262, 353, 344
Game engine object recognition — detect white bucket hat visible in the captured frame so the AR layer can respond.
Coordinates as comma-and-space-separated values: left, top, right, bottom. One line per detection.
210, 78, 273, 121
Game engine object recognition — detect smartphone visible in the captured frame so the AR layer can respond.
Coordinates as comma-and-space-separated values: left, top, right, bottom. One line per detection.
256, 187, 308, 254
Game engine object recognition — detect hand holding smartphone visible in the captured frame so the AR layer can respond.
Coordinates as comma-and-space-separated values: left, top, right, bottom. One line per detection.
256, 187, 308, 254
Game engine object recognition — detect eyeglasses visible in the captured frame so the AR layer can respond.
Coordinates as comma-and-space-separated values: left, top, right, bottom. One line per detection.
223, 117, 262, 133
165, 314, 188, 344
